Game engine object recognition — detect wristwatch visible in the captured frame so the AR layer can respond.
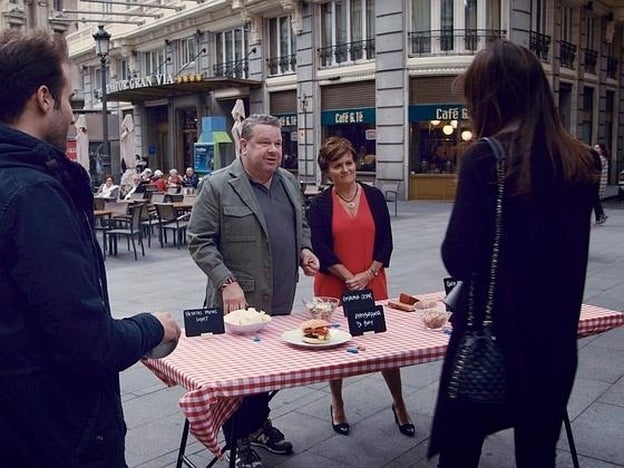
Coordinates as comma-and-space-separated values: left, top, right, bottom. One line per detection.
218, 276, 237, 292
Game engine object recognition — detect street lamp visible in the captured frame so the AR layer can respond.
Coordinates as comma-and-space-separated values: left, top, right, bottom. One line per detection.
93, 25, 111, 174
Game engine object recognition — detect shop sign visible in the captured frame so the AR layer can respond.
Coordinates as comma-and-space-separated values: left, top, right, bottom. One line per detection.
107, 73, 175, 93
409, 104, 468, 122
322, 107, 376, 125
277, 114, 297, 128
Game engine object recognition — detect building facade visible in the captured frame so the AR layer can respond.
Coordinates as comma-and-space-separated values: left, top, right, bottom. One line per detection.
61, 0, 624, 199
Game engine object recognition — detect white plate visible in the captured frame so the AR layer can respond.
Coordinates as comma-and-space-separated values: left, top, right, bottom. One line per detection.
281, 329, 352, 349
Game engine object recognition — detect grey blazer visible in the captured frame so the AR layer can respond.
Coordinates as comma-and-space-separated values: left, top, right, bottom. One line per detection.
188, 159, 312, 314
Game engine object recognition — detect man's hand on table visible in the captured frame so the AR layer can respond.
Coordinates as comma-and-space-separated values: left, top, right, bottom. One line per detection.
221, 281, 247, 314
153, 312, 182, 343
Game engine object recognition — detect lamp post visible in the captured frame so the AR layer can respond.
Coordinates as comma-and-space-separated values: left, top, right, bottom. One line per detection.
93, 25, 112, 175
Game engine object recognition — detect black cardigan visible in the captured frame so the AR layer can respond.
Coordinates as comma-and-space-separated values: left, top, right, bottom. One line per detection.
307, 182, 392, 274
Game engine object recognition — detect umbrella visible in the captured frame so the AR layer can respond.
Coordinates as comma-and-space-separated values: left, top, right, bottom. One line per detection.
231, 99, 246, 158
120, 114, 135, 172
74, 114, 90, 171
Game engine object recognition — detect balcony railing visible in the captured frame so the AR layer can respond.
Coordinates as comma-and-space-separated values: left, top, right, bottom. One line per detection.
213, 59, 248, 79
583, 48, 598, 74
317, 38, 375, 68
408, 29, 506, 56
606, 56, 618, 79
560, 40, 577, 69
266, 54, 296, 76
529, 31, 551, 61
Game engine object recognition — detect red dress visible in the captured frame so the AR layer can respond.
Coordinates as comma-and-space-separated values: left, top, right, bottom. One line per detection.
313, 190, 388, 302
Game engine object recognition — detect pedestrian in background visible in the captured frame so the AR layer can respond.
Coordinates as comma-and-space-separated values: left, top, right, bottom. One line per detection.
593, 143, 609, 225
188, 114, 319, 468
429, 40, 599, 468
0, 29, 180, 467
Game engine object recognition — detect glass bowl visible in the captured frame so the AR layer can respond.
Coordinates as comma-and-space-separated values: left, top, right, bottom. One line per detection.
302, 296, 340, 321
224, 309, 272, 335
421, 308, 450, 331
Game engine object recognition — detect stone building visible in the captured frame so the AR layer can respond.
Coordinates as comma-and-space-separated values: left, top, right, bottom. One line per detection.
53, 0, 624, 198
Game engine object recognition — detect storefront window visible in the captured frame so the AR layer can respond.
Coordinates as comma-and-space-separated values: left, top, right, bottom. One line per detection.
275, 114, 298, 172
410, 119, 472, 174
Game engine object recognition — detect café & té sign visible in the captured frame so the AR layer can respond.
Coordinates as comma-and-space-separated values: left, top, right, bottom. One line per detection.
409, 104, 468, 122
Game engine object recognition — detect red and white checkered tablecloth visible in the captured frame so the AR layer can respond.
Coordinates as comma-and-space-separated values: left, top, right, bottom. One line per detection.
142, 292, 623, 457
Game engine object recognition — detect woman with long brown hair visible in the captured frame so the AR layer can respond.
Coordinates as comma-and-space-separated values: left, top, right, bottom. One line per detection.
429, 40, 598, 467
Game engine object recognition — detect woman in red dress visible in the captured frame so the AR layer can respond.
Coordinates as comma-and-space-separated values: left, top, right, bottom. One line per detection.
308, 136, 415, 437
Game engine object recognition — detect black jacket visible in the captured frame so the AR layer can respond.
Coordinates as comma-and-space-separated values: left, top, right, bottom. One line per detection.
307, 182, 392, 273
429, 137, 596, 455
0, 124, 164, 467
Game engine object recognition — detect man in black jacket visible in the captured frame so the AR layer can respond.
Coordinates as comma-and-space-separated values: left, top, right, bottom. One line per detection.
0, 29, 181, 467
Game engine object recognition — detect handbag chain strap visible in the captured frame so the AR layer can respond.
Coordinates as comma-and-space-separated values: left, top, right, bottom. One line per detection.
466, 137, 506, 329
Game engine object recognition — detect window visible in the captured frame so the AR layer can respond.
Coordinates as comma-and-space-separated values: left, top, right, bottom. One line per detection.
144, 48, 167, 76
179, 37, 198, 70
410, 0, 431, 53
464, 0, 477, 50
531, 0, 547, 34
119, 59, 132, 80
53, 0, 63, 10
267, 16, 297, 75
440, 0, 454, 51
561, 6, 573, 42
319, 0, 375, 67
215, 26, 250, 78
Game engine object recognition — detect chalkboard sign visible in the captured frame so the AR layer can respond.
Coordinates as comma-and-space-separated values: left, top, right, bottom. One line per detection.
342, 289, 386, 336
443, 277, 462, 312
342, 289, 375, 317
346, 305, 387, 336
183, 307, 225, 337
443, 277, 459, 295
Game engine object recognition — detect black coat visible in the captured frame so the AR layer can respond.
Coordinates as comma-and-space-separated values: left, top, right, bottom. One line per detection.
307, 182, 392, 273
429, 138, 596, 455
0, 124, 164, 467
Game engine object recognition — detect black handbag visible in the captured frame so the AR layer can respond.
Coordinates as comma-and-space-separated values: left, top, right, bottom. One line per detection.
447, 137, 509, 406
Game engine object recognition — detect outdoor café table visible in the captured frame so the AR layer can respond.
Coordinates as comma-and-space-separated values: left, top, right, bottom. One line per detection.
141, 292, 623, 467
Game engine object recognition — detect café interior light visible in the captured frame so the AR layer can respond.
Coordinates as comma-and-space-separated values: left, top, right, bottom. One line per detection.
442, 124, 454, 135
451, 119, 458, 129
461, 130, 473, 141
430, 120, 441, 126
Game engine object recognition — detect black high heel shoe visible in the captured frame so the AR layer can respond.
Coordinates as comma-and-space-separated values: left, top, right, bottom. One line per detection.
392, 404, 415, 437
330, 406, 350, 436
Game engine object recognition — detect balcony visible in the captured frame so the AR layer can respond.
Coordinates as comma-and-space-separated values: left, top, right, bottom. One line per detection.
529, 31, 551, 61
583, 48, 598, 74
408, 29, 506, 57
606, 56, 618, 79
560, 40, 577, 69
317, 38, 375, 68
213, 59, 248, 79
267, 54, 297, 76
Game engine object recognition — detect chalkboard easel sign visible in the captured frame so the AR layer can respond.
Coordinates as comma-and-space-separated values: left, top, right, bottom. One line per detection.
342, 289, 375, 317
183, 308, 225, 337
342, 289, 386, 336
346, 305, 387, 336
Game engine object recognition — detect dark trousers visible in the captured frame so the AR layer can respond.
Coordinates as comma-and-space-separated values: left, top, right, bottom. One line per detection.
438, 417, 562, 468
594, 198, 605, 221
222, 392, 271, 445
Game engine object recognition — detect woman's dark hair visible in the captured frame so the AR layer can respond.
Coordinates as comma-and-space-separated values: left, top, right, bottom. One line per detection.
460, 39, 595, 194
0, 29, 69, 124
595, 143, 609, 158
317, 136, 356, 173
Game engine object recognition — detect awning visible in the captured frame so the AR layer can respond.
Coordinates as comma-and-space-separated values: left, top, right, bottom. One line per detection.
106, 76, 262, 103
212, 131, 232, 143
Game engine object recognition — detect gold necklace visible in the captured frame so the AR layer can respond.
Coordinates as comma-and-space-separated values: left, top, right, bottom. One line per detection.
335, 185, 359, 208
